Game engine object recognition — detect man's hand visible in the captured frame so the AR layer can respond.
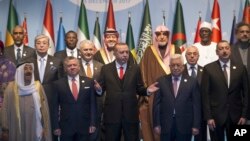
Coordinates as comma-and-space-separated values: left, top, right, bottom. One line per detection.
89, 126, 96, 134
154, 126, 161, 135
147, 82, 159, 94
207, 119, 216, 131
94, 80, 102, 92
53, 129, 61, 136
238, 117, 247, 125
192, 128, 199, 135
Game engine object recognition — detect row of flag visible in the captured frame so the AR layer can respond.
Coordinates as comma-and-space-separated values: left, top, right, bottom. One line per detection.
4, 0, 250, 62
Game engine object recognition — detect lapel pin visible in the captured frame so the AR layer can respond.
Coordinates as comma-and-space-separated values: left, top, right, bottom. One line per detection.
78, 56, 81, 59
233, 66, 236, 69
184, 79, 187, 82
50, 62, 53, 65
199, 69, 203, 72
94, 67, 97, 70
81, 80, 85, 83
23, 53, 26, 57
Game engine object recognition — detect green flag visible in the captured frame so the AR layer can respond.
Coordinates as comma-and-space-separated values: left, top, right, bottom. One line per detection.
77, 0, 90, 43
126, 15, 137, 60
92, 16, 102, 50
136, 0, 152, 62
5, 0, 19, 47
171, 0, 186, 51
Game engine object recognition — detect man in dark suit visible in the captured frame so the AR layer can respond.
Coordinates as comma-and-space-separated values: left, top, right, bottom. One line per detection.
54, 31, 82, 60
153, 54, 201, 141
183, 46, 205, 141
53, 56, 97, 141
94, 43, 158, 141
201, 40, 249, 141
4, 25, 35, 65
79, 40, 104, 141
231, 22, 250, 119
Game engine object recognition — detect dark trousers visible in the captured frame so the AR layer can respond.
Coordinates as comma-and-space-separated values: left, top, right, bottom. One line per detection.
209, 116, 234, 141
105, 120, 139, 141
161, 117, 192, 141
61, 133, 89, 141
194, 120, 207, 141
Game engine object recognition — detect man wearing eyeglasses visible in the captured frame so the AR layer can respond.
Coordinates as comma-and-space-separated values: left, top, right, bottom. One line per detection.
139, 25, 181, 141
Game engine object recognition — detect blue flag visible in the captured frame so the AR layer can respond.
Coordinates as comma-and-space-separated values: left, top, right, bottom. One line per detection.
56, 17, 66, 52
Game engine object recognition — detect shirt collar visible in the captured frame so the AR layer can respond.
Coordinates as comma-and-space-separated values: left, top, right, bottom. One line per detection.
115, 61, 127, 69
37, 54, 48, 61
82, 59, 93, 65
68, 74, 80, 81
187, 63, 198, 70
14, 45, 24, 51
219, 60, 230, 68
66, 48, 77, 53
172, 75, 182, 81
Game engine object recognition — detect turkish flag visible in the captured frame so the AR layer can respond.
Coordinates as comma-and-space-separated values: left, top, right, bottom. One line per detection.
211, 0, 222, 43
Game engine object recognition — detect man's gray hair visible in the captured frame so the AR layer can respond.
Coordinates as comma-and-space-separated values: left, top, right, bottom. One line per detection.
79, 40, 95, 50
170, 54, 184, 65
35, 34, 50, 44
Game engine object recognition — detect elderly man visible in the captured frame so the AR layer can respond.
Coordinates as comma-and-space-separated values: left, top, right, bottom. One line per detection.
4, 25, 35, 65
1, 63, 52, 141
94, 28, 135, 65
201, 40, 249, 141
139, 25, 181, 141
153, 54, 201, 141
193, 21, 218, 67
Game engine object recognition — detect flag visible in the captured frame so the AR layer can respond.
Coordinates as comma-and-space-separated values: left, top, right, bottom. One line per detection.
77, 0, 90, 45
92, 16, 102, 50
105, 0, 116, 31
211, 0, 222, 43
171, 0, 187, 52
230, 14, 236, 45
242, 0, 250, 24
56, 17, 66, 52
126, 15, 137, 59
42, 0, 55, 55
136, 0, 152, 62
194, 15, 201, 43
5, 0, 19, 47
22, 17, 29, 46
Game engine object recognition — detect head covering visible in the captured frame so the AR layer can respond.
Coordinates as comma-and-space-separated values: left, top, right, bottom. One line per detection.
104, 28, 119, 36
155, 25, 170, 33
15, 63, 43, 139
200, 21, 212, 31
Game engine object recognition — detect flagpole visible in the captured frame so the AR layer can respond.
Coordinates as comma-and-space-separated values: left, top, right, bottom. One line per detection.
162, 10, 166, 26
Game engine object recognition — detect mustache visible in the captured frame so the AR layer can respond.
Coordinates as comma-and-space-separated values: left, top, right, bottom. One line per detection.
25, 72, 32, 76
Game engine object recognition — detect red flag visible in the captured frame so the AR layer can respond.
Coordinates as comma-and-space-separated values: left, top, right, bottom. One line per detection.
211, 0, 222, 43
22, 17, 29, 46
42, 0, 55, 55
242, 0, 250, 24
105, 0, 116, 31
194, 15, 201, 43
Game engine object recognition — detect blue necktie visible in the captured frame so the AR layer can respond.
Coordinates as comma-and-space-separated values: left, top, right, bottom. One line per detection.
39, 58, 45, 82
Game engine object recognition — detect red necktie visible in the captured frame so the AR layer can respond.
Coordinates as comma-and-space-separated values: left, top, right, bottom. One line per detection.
71, 78, 78, 100
119, 66, 124, 79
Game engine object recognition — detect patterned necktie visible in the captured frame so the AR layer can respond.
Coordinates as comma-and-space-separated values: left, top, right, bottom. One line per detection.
190, 66, 196, 78
173, 77, 179, 97
71, 78, 78, 100
119, 66, 124, 79
16, 48, 21, 63
223, 64, 228, 85
39, 58, 45, 82
86, 63, 92, 78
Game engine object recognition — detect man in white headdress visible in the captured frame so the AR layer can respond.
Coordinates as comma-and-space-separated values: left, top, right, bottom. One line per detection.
193, 21, 218, 66
1, 63, 52, 141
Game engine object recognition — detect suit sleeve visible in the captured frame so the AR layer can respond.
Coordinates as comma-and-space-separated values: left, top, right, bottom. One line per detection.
241, 66, 249, 118
90, 80, 97, 126
136, 66, 147, 96
153, 83, 161, 128
51, 81, 60, 130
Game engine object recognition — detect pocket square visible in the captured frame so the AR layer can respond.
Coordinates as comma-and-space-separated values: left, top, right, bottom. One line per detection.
84, 86, 90, 89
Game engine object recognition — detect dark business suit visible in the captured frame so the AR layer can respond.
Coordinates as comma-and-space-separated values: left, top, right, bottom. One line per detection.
52, 76, 97, 141
99, 61, 147, 141
80, 60, 104, 141
54, 48, 82, 60
153, 74, 201, 141
201, 60, 249, 141
231, 43, 250, 118
183, 64, 205, 141
4, 45, 35, 65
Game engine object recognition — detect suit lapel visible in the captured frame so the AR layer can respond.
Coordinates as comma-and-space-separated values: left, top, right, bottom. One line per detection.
215, 61, 228, 87
93, 60, 100, 79
64, 77, 77, 101
167, 75, 175, 98
111, 62, 122, 87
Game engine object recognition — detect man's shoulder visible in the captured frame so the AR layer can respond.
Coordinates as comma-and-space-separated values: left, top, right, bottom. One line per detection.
54, 50, 66, 57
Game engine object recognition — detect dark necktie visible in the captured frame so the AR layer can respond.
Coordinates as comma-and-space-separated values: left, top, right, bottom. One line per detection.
223, 64, 228, 85
173, 77, 179, 97
71, 78, 78, 100
119, 66, 124, 79
16, 48, 21, 63
71, 51, 74, 57
190, 66, 196, 78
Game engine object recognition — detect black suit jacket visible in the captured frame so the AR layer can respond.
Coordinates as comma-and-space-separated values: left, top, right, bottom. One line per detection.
183, 64, 203, 85
4, 45, 35, 65
54, 49, 82, 60
99, 61, 147, 123
153, 74, 201, 134
52, 76, 97, 135
23, 54, 63, 84
201, 60, 249, 125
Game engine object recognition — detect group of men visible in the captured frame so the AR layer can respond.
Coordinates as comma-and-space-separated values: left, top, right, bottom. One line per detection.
0, 19, 249, 141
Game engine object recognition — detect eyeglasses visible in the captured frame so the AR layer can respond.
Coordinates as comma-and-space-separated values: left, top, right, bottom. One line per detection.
155, 31, 169, 36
